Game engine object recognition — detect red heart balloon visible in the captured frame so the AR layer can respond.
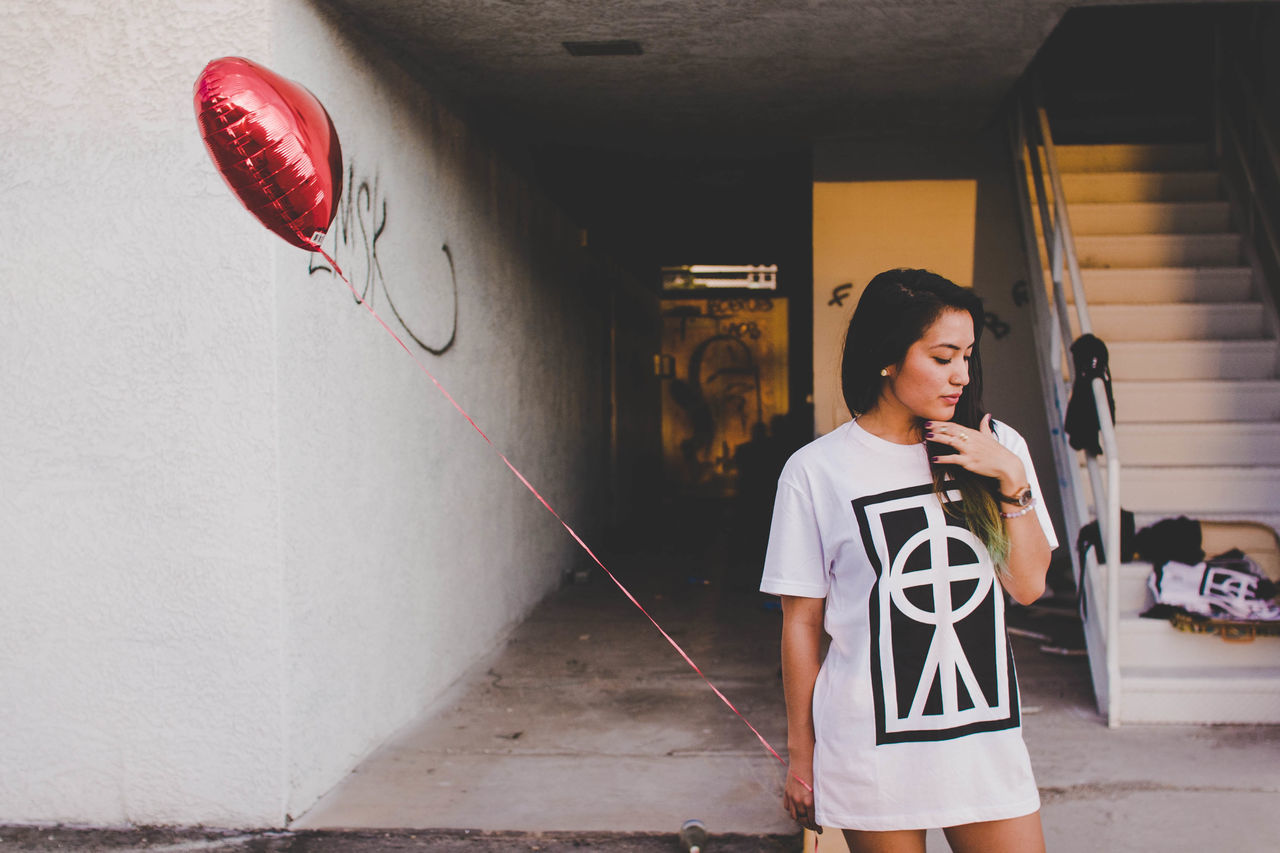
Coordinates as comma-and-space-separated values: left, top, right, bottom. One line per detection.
194, 57, 343, 251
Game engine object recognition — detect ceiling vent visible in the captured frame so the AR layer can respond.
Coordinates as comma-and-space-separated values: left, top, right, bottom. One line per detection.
562, 40, 643, 57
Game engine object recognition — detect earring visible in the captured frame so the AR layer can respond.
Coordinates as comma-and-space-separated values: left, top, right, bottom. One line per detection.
879, 368, 889, 377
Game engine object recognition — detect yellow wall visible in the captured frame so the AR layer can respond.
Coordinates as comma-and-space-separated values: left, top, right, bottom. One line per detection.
812, 180, 978, 435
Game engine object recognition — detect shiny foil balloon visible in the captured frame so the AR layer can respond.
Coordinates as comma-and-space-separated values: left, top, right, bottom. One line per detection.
194, 57, 343, 251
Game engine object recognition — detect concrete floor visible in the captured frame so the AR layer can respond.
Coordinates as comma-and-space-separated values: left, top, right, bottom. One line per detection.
11, 504, 1276, 852
295, 534, 791, 836
290, 505, 1280, 852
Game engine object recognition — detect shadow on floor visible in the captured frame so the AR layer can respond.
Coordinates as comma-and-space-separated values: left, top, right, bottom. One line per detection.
296, 497, 794, 836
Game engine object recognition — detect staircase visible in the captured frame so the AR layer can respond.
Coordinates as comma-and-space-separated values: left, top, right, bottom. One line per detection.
1041, 141, 1280, 724
1054, 143, 1280, 531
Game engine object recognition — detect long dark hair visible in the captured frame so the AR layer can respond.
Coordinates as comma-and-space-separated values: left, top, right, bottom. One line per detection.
841, 269, 1009, 568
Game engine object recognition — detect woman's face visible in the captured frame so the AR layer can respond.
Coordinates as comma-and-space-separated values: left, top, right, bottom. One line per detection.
880, 308, 974, 422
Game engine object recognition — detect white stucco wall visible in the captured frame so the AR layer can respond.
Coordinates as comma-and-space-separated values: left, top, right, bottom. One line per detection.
1, 0, 604, 827
269, 1, 605, 819
0, 0, 284, 827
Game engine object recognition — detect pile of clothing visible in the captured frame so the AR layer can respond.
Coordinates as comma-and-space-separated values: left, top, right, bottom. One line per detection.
1137, 516, 1280, 623
1148, 549, 1280, 621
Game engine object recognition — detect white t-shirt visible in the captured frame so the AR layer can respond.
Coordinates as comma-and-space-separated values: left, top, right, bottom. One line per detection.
760, 418, 1058, 831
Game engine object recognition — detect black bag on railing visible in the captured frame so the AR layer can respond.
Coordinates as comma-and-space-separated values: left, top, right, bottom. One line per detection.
1064, 333, 1116, 456
1076, 509, 1137, 569
1075, 509, 1137, 619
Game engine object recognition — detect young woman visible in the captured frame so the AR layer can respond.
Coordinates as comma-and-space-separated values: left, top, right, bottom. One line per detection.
760, 269, 1056, 853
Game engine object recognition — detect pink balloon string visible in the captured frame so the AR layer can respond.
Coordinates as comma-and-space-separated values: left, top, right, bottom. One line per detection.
312, 243, 812, 796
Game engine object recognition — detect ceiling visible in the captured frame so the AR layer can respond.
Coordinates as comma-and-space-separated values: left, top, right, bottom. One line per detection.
325, 0, 1230, 151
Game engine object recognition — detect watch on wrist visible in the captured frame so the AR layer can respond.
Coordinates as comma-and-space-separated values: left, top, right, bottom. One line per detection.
998, 485, 1033, 508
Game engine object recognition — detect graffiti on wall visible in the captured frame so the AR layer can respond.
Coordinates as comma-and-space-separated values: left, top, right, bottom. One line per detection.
308, 162, 458, 355
828, 282, 853, 307
660, 297, 789, 494
983, 311, 1011, 340
1012, 279, 1029, 307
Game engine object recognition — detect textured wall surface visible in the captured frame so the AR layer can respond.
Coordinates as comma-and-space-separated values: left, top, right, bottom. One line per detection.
271, 0, 607, 822
0, 0, 285, 827
0, 0, 605, 827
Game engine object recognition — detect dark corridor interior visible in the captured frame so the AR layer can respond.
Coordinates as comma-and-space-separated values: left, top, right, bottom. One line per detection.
532, 145, 814, 568
526, 0, 1280, 604
1034, 3, 1219, 144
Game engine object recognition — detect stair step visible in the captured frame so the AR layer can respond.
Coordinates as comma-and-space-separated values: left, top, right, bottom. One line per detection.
1115, 421, 1280, 465
1120, 616, 1280, 669
1100, 564, 1280, 671
1114, 561, 1154, 609
1052, 143, 1213, 174
1107, 339, 1278, 380
1071, 303, 1266, 341
1060, 171, 1222, 203
1069, 233, 1243, 268
1091, 465, 1280, 513
1084, 563, 1158, 624
1056, 267, 1254, 304
1067, 201, 1231, 235
1118, 666, 1280, 724
1133, 511, 1280, 533
1080, 561, 1152, 612
1111, 379, 1280, 421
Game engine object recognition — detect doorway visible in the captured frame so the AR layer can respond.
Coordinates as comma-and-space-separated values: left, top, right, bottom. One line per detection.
659, 295, 789, 498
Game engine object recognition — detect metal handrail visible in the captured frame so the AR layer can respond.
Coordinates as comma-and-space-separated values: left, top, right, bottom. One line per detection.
1219, 59, 1280, 291
1011, 90, 1124, 726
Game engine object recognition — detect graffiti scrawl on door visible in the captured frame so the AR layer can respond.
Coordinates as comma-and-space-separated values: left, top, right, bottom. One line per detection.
660, 297, 788, 495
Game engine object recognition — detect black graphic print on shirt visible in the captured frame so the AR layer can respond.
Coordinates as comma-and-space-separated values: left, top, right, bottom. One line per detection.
852, 483, 1020, 745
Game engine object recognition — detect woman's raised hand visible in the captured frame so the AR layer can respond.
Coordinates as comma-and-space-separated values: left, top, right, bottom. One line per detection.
924, 414, 1026, 492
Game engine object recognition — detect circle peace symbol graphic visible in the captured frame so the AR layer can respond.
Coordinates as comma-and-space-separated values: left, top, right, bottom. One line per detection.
888, 524, 993, 625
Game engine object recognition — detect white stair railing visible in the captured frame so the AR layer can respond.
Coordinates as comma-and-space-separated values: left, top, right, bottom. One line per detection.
1010, 92, 1124, 727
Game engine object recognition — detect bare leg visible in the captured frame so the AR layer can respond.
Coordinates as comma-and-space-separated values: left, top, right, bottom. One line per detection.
942, 811, 1046, 853
841, 828, 928, 853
